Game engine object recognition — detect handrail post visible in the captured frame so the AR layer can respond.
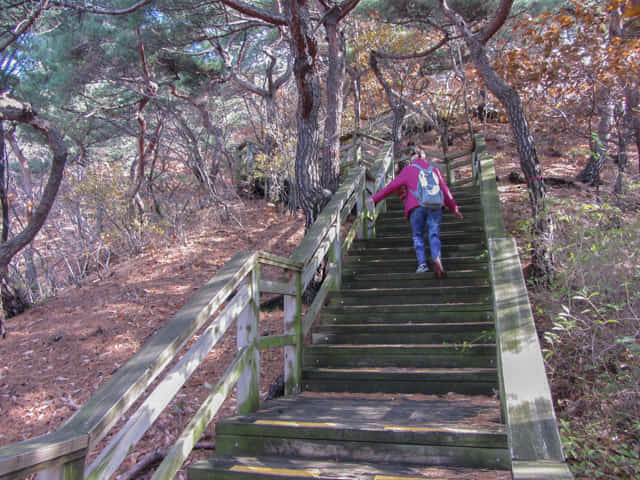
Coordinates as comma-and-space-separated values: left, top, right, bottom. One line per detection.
284, 271, 302, 395
237, 264, 260, 414
328, 221, 342, 291
37, 456, 85, 480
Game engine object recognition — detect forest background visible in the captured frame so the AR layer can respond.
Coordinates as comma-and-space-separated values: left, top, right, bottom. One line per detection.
0, 1, 639, 479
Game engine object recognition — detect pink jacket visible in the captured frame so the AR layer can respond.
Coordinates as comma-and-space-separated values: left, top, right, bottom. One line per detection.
372, 157, 459, 220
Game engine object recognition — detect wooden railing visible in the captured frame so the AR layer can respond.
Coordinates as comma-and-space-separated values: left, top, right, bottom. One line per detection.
477, 139, 573, 480
0, 139, 396, 480
0, 129, 573, 480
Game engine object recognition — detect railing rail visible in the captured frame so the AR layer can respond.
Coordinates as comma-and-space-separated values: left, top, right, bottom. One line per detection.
0, 137, 395, 480
477, 141, 573, 480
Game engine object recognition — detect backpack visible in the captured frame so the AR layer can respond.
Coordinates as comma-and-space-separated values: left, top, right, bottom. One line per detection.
409, 163, 444, 209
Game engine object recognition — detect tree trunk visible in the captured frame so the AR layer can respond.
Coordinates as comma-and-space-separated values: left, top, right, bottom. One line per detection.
370, 52, 406, 157
624, 85, 640, 171
577, 90, 614, 188
290, 0, 323, 228
0, 98, 69, 335
321, 10, 346, 193
443, 1, 555, 284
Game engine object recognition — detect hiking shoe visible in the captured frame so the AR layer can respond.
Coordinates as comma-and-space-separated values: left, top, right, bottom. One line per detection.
416, 264, 429, 274
433, 257, 444, 279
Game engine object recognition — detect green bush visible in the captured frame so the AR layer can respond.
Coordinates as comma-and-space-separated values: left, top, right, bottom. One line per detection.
536, 193, 640, 479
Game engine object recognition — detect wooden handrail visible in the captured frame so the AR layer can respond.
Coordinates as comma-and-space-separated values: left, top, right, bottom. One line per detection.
0, 132, 395, 480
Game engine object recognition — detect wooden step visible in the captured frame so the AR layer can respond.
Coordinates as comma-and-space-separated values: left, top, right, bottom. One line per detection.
343, 257, 489, 275
377, 214, 484, 227
341, 272, 490, 289
349, 241, 487, 257
189, 455, 512, 480
326, 287, 491, 307
302, 367, 498, 394
311, 322, 495, 345
319, 309, 494, 325
304, 344, 497, 369
213, 395, 508, 469
374, 225, 485, 237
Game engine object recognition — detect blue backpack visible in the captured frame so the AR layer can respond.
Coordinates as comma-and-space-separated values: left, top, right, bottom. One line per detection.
409, 163, 444, 209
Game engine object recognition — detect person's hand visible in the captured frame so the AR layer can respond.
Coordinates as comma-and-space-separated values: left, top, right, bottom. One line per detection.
366, 197, 375, 207
454, 209, 464, 220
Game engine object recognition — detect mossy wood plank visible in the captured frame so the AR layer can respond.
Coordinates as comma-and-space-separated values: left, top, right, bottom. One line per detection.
216, 426, 506, 449
479, 152, 506, 239
257, 252, 302, 271
311, 330, 494, 346
301, 270, 335, 337
489, 238, 566, 466
0, 434, 87, 480
341, 215, 362, 254
284, 272, 302, 395
451, 178, 474, 188
258, 334, 296, 350
341, 276, 490, 290
332, 285, 492, 297
149, 347, 251, 480
291, 169, 364, 266
215, 436, 509, 469
63, 250, 259, 449
320, 310, 494, 324
217, 396, 504, 434
259, 279, 296, 296
303, 345, 497, 368
352, 238, 485, 250
300, 233, 334, 292
357, 132, 387, 143
301, 378, 497, 395
511, 460, 573, 479
323, 304, 493, 316
450, 157, 473, 170
189, 455, 511, 480
237, 268, 260, 415
85, 284, 252, 480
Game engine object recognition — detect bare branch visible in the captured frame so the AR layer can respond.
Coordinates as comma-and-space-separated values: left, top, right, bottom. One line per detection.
0, 95, 69, 270
0, 0, 49, 53
219, 0, 287, 26
50, 0, 154, 16
480, 0, 514, 43
372, 34, 449, 61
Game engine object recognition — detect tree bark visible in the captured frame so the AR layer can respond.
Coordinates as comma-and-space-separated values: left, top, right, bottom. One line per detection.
577, 89, 614, 188
321, 10, 346, 192
369, 51, 405, 154
442, 0, 555, 285
0, 97, 69, 334
320, 1, 361, 193
220, 0, 326, 226
290, 0, 322, 227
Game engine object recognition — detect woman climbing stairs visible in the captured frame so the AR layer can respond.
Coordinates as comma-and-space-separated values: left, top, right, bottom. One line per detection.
187, 184, 513, 479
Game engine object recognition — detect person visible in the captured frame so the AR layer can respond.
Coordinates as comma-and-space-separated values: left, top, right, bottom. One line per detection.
367, 147, 463, 278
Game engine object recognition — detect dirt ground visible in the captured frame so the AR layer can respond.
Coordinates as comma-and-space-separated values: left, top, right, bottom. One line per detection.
0, 199, 307, 476
0, 123, 634, 478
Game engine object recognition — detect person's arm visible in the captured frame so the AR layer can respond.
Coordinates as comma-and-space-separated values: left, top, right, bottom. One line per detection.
435, 168, 463, 218
370, 171, 407, 204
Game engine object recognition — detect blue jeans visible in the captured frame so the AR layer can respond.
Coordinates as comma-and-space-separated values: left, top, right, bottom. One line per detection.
409, 206, 442, 266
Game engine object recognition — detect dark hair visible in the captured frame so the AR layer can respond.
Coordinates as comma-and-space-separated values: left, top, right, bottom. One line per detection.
411, 147, 425, 158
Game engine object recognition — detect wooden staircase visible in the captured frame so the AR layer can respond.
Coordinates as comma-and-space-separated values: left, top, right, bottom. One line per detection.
187, 185, 513, 479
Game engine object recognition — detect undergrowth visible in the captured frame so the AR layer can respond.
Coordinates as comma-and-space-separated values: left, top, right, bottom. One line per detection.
528, 187, 640, 479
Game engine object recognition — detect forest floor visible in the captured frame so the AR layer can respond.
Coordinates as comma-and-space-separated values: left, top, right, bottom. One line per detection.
0, 122, 637, 479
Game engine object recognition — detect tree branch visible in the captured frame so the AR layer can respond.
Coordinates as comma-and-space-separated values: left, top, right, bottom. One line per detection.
372, 34, 449, 61
50, 0, 154, 16
0, 95, 68, 270
480, 0, 514, 43
0, 0, 49, 53
219, 0, 287, 26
